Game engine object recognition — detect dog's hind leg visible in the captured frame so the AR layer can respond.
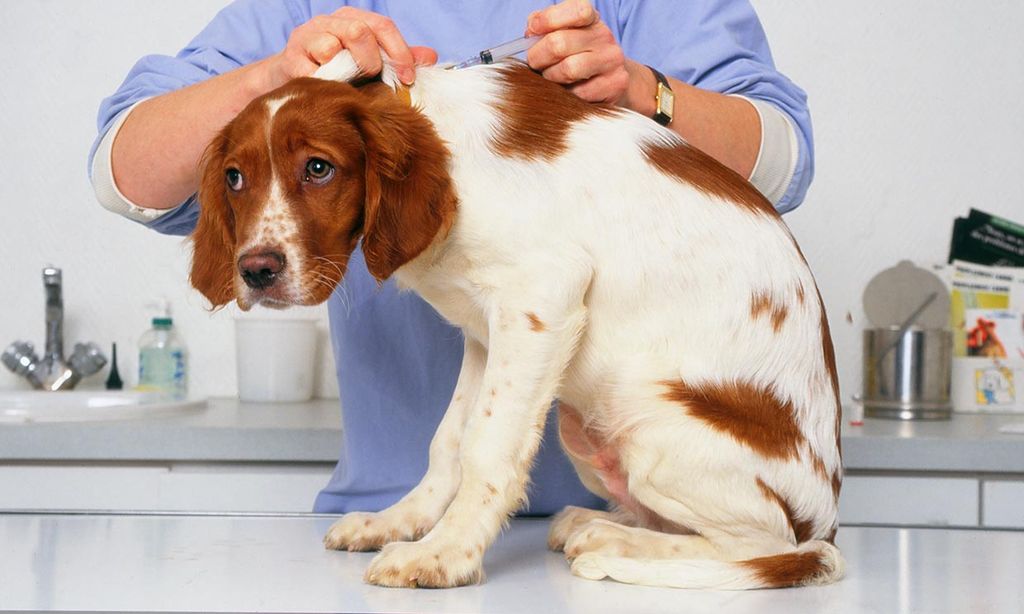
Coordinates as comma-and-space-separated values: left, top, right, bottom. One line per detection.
563, 518, 720, 561
547, 505, 636, 552
324, 338, 486, 552
564, 420, 843, 589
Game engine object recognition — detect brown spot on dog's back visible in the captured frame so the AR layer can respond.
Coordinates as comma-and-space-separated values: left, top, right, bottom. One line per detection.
526, 312, 546, 332
741, 550, 827, 588
660, 379, 804, 461
750, 290, 789, 332
492, 63, 616, 161
643, 140, 778, 217
756, 478, 815, 544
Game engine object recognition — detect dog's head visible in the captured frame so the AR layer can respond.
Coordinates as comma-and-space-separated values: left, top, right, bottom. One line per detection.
190, 77, 456, 310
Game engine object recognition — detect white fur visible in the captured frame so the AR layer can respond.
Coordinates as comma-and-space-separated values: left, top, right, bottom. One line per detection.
311, 52, 843, 589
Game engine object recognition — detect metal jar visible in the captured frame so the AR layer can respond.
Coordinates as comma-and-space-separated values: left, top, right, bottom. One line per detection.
862, 327, 952, 420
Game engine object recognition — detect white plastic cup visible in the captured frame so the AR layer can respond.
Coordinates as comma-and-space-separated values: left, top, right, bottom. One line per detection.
234, 319, 317, 402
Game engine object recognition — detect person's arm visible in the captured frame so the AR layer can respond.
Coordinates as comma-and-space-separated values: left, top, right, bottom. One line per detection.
525, 0, 813, 212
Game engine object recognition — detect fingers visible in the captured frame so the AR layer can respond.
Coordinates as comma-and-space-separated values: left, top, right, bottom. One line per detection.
411, 46, 439, 67
335, 8, 416, 81
529, 28, 622, 83
568, 68, 630, 104
286, 9, 417, 83
526, 0, 599, 36
524, 0, 632, 107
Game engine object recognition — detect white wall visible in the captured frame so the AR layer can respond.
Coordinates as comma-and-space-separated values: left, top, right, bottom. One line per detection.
2, 1, 1022, 404
0, 1, 338, 397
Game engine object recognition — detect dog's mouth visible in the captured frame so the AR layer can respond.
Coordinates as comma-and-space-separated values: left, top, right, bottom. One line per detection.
236, 270, 346, 311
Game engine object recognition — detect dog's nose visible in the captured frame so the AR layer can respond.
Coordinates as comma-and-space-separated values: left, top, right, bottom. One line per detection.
238, 250, 285, 289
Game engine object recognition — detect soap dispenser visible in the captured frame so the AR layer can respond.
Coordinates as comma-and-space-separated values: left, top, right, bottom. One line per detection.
138, 298, 187, 399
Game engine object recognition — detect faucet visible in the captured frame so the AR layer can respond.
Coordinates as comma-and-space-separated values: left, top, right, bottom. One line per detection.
2, 267, 107, 390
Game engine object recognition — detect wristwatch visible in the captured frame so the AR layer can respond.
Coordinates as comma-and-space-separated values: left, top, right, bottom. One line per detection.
647, 66, 675, 126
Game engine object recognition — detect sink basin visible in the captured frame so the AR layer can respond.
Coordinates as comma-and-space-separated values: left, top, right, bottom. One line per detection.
0, 390, 206, 423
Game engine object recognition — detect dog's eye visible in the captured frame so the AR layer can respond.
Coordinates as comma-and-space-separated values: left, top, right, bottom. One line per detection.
225, 168, 245, 192
304, 158, 335, 185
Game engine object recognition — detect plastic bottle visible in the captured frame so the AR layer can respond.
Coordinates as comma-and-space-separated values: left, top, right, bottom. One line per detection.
137, 299, 187, 399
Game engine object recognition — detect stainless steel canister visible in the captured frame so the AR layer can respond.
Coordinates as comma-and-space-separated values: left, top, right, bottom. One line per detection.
862, 327, 952, 420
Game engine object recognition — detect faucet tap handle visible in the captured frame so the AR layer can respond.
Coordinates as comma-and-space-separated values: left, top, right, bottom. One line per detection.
2, 341, 44, 389
68, 342, 108, 378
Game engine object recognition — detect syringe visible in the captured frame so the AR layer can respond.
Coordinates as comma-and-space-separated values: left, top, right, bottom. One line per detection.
449, 35, 541, 70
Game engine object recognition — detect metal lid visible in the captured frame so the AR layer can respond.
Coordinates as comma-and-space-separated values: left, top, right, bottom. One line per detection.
862, 260, 950, 329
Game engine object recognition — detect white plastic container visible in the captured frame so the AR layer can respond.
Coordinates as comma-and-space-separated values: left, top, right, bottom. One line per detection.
235, 319, 317, 402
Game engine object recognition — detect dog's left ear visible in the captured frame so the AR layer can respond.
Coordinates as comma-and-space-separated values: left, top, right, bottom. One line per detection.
190, 132, 238, 308
353, 90, 457, 281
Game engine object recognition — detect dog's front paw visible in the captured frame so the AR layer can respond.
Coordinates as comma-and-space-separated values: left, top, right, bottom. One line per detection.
363, 539, 485, 588
323, 511, 431, 552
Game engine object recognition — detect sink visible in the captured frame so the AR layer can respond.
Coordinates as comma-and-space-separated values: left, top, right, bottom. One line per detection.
0, 390, 206, 423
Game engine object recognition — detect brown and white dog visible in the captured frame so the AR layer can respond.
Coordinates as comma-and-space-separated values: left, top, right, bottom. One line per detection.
190, 52, 843, 589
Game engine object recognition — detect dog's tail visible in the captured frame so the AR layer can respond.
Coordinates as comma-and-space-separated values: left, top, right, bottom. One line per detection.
571, 539, 844, 590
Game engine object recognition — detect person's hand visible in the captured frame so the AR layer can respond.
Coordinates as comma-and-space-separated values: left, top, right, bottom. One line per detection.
266, 8, 437, 87
525, 0, 639, 106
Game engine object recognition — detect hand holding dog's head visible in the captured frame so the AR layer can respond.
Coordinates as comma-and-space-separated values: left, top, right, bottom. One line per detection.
190, 77, 455, 310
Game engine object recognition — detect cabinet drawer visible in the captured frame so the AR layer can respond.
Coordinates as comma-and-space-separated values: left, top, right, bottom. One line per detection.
0, 463, 334, 513
982, 481, 1024, 528
839, 476, 979, 526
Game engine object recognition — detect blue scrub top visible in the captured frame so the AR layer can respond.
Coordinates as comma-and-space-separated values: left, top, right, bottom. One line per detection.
89, 0, 813, 515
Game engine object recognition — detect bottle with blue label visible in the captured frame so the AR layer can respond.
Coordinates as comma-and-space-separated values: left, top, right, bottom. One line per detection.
138, 299, 187, 399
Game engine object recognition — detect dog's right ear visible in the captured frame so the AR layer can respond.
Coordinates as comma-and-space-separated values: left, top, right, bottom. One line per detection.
352, 90, 458, 281
190, 133, 237, 309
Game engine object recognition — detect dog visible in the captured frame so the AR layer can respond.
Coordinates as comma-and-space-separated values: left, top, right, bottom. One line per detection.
189, 51, 844, 589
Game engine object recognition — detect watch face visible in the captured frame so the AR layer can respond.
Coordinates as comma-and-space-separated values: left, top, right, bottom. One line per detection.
656, 83, 675, 120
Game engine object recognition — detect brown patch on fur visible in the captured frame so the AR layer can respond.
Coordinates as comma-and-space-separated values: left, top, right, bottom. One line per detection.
796, 283, 806, 305
484, 408, 492, 417
344, 82, 459, 280
809, 453, 829, 482
741, 551, 826, 588
491, 63, 616, 161
485, 483, 498, 496
750, 290, 789, 332
756, 478, 814, 544
660, 380, 804, 461
643, 140, 779, 217
831, 470, 842, 501
526, 311, 546, 332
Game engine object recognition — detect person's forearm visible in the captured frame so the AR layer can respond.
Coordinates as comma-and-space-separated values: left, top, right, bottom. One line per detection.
622, 60, 760, 179
110, 57, 287, 210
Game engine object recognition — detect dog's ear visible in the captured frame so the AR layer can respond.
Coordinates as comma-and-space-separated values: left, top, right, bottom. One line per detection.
190, 132, 237, 308
353, 91, 457, 281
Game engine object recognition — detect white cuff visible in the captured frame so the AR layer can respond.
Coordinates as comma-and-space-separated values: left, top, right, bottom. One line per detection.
90, 99, 180, 223
732, 95, 799, 207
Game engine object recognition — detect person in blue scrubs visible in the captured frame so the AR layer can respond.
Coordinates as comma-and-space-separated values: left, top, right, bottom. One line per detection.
89, 0, 814, 515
